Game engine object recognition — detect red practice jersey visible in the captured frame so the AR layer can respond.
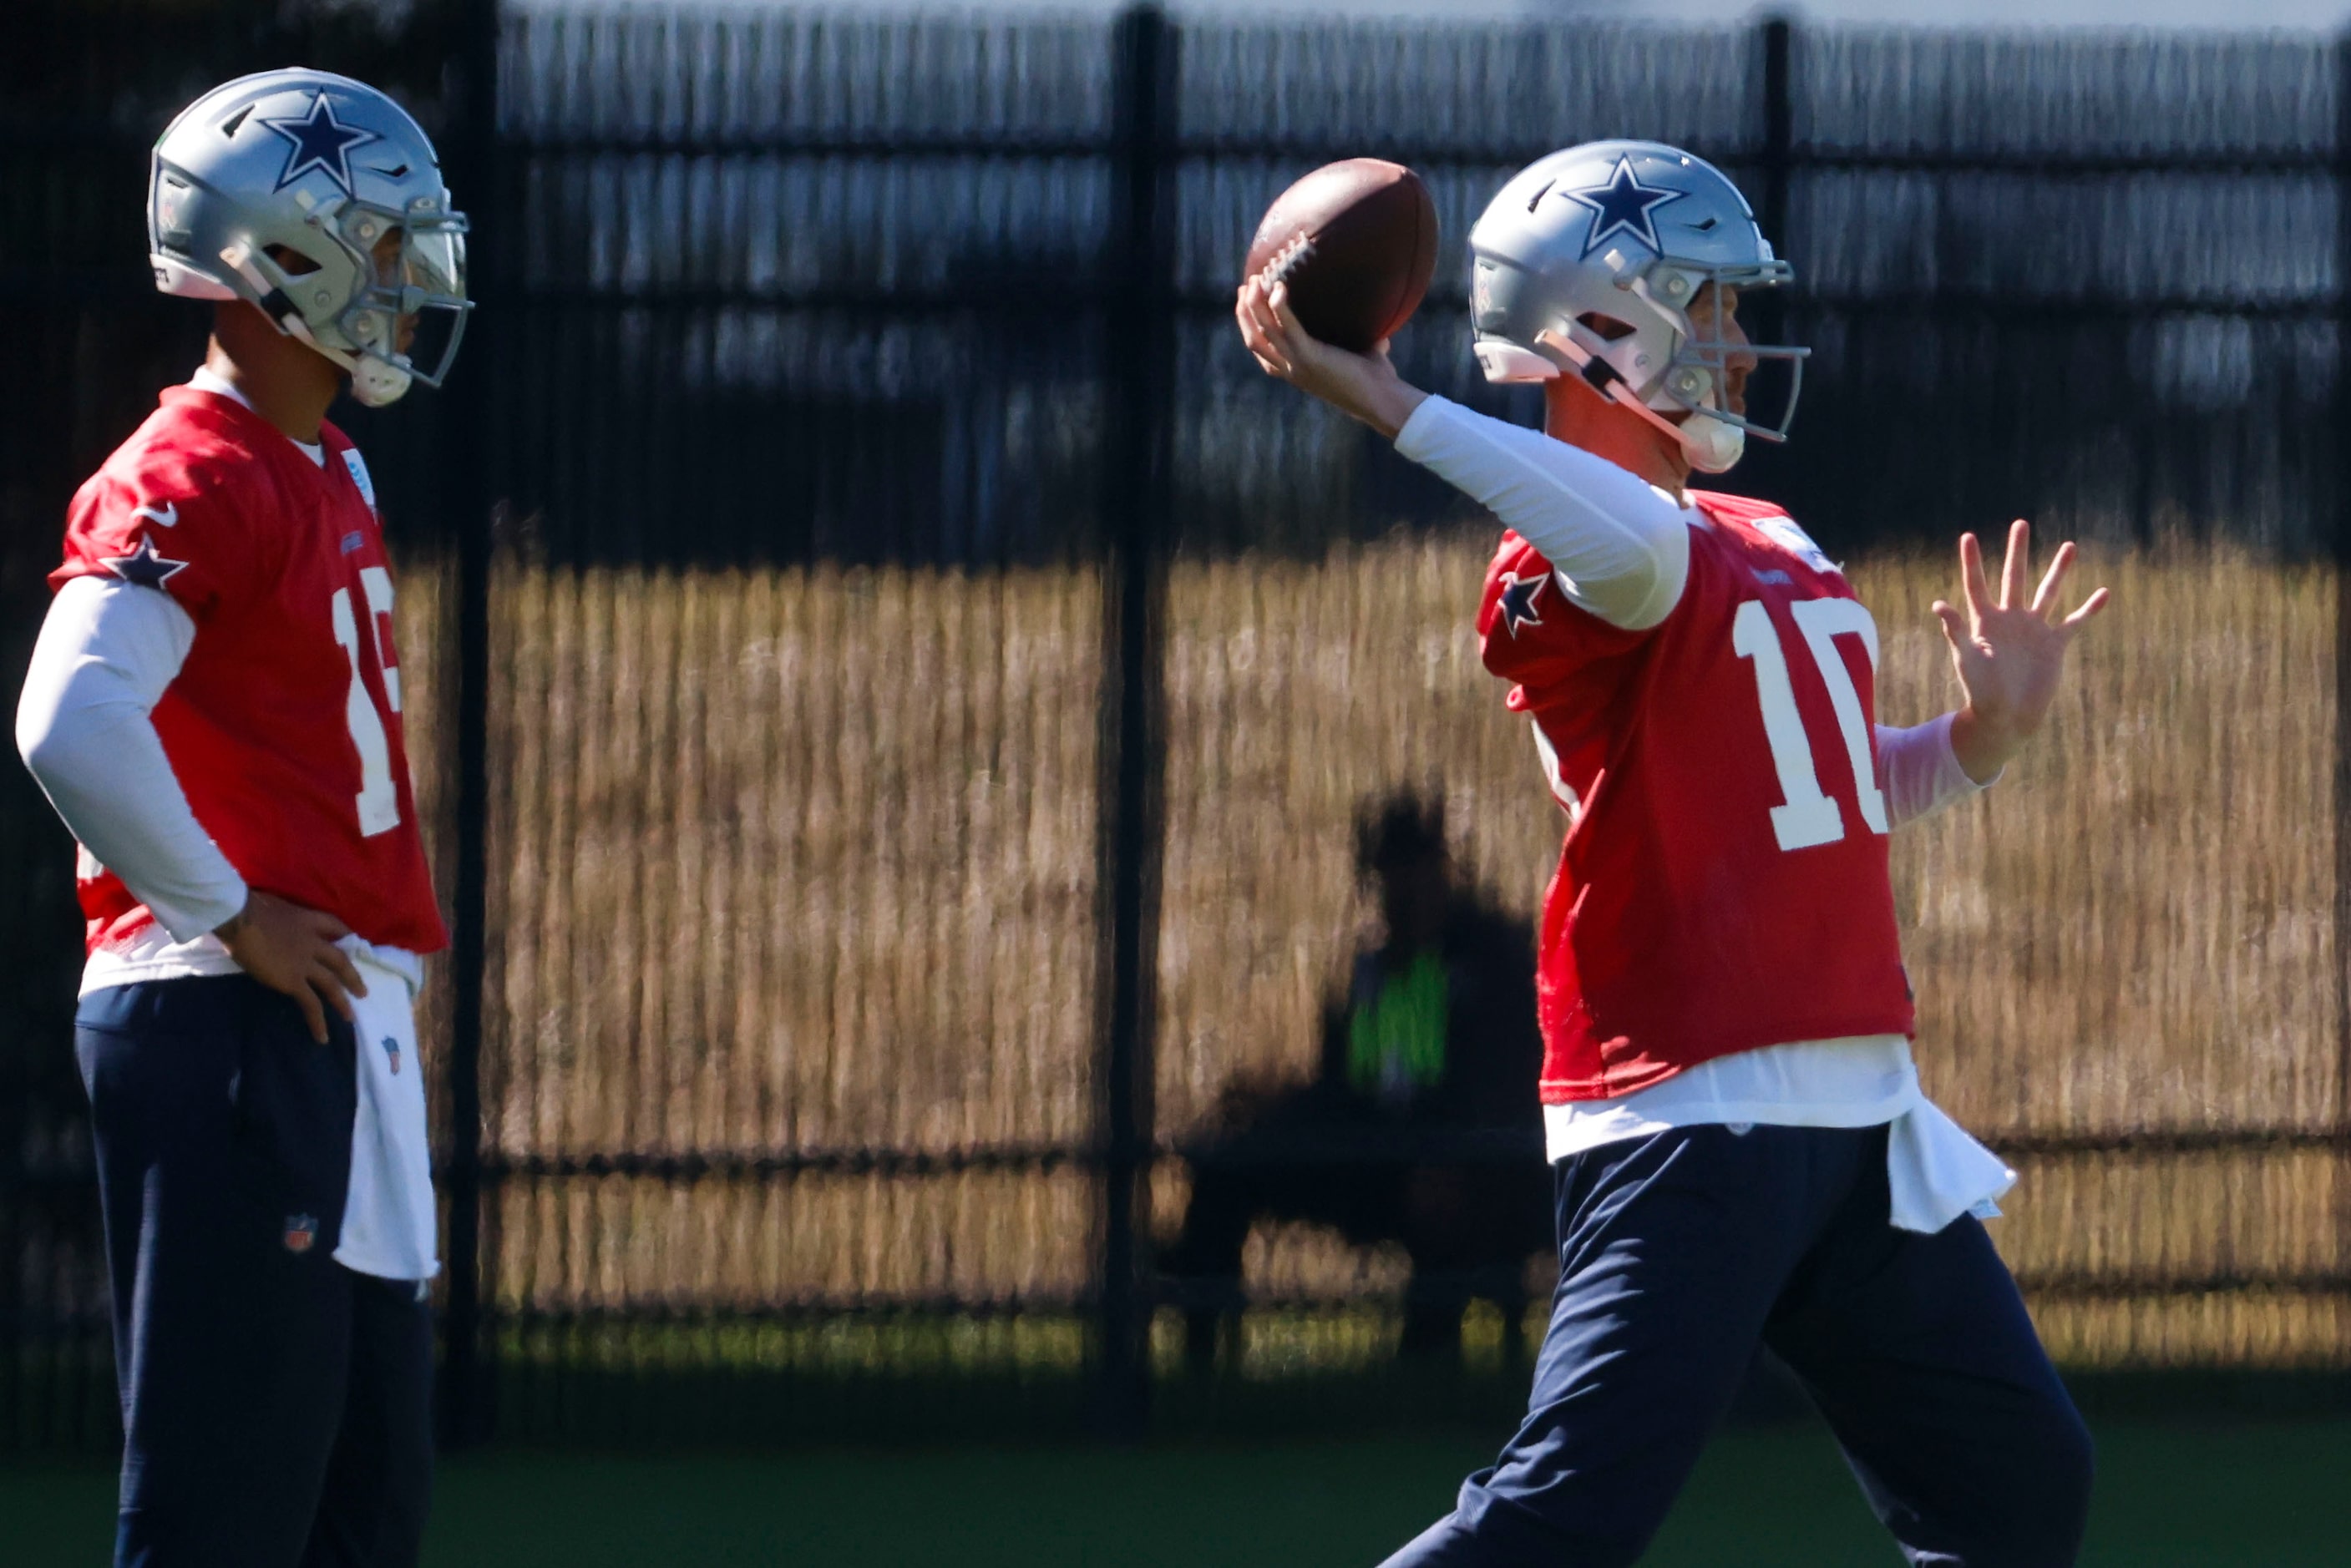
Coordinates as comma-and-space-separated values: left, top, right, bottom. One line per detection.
52, 386, 447, 956
1480, 490, 1913, 1103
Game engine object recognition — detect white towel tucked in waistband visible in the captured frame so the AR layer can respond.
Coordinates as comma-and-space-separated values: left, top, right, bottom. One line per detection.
333, 940, 439, 1282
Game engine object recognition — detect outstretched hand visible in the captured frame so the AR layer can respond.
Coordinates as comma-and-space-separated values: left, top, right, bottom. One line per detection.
1935, 519, 2110, 783
1234, 276, 1429, 439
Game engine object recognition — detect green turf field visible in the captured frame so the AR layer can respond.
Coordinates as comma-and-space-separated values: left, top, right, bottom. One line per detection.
7, 1419, 2348, 1565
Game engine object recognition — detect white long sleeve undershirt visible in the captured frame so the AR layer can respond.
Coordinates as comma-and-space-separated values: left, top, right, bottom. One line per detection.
1395, 394, 1691, 630
16, 575, 248, 943
1875, 711, 1993, 827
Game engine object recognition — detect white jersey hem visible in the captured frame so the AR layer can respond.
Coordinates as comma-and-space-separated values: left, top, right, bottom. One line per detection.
1543, 1035, 2017, 1235
80, 935, 243, 996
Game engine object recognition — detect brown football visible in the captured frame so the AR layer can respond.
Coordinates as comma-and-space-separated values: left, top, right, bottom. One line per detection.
1244, 159, 1438, 353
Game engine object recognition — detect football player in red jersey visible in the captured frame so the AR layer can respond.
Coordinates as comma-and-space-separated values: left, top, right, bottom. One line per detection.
14, 70, 468, 1566
1238, 140, 2109, 1567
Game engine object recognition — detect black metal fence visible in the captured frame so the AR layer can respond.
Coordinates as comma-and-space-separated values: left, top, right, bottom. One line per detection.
5, 1, 2351, 1451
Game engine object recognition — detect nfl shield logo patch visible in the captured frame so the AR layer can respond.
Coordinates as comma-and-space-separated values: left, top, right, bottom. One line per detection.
284, 1214, 318, 1254
382, 1035, 402, 1076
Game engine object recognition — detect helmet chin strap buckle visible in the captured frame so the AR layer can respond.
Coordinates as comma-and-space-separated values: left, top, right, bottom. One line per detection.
348, 357, 414, 407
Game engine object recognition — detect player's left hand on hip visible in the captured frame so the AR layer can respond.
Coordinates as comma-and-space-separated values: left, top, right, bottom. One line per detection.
1936, 518, 2110, 784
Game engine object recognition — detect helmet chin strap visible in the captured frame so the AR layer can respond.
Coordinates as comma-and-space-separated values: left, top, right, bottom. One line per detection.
222, 242, 414, 407
1529, 329, 1745, 476
282, 314, 415, 408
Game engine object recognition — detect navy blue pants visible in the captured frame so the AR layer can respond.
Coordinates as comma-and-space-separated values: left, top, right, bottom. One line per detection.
1380, 1124, 2093, 1568
78, 975, 433, 1568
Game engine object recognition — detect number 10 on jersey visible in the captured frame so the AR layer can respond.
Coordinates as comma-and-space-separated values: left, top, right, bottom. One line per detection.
1732, 598, 1887, 852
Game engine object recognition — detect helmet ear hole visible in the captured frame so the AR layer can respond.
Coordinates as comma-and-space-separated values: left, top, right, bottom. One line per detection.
1575, 311, 1635, 343
263, 242, 324, 277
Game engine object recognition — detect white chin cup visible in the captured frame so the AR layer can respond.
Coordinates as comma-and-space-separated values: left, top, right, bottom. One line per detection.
1679, 410, 1746, 474
348, 357, 413, 408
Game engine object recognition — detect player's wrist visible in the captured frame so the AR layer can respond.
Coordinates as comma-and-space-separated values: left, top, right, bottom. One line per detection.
1327, 362, 1422, 440
1361, 378, 1429, 442
1948, 705, 2024, 785
213, 892, 256, 944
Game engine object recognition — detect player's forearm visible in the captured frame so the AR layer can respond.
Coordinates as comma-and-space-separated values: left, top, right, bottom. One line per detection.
1875, 712, 1998, 829
15, 579, 249, 941
1395, 397, 1690, 630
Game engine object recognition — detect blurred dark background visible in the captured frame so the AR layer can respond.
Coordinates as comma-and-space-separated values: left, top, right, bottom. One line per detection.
4, 0, 2348, 1474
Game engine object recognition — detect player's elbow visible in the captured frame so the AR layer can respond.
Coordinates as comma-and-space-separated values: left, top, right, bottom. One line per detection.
15, 670, 119, 800
14, 681, 67, 787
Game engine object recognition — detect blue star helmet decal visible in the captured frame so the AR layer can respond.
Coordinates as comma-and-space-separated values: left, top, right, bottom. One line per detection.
1561, 155, 1686, 259
261, 92, 381, 195
102, 536, 190, 592
1497, 571, 1548, 637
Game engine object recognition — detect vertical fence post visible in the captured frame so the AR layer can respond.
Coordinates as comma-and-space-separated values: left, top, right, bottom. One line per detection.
1094, 0, 1175, 1439
1756, 14, 1795, 362
437, 0, 500, 1451
1759, 14, 1793, 260
1746, 15, 1797, 508
2333, 28, 2351, 1343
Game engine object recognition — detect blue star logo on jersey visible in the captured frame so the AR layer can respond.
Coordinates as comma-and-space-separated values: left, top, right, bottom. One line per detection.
1497, 571, 1547, 637
261, 92, 381, 195
1561, 156, 1685, 258
102, 536, 189, 591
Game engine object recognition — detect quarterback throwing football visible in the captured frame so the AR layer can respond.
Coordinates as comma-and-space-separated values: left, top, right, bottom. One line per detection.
1238, 140, 2109, 1565
15, 71, 466, 1564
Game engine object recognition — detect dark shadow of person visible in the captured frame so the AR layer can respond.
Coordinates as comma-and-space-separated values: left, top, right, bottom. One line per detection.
1159, 791, 1551, 1375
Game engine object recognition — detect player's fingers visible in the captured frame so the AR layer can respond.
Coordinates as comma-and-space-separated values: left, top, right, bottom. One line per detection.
2060, 584, 2112, 632
1243, 321, 1292, 377
294, 983, 329, 1044
320, 943, 368, 1000
1243, 288, 1293, 365
1999, 518, 2030, 609
1236, 306, 1289, 376
1268, 283, 1313, 348
1958, 532, 1989, 617
1235, 276, 1267, 331
1931, 599, 1968, 650
2030, 539, 2077, 620
1249, 275, 1283, 327
305, 907, 352, 941
310, 966, 357, 1026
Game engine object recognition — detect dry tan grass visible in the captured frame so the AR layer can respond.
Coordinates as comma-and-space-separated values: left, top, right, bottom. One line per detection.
391, 537, 2348, 1369
1869, 544, 2340, 1138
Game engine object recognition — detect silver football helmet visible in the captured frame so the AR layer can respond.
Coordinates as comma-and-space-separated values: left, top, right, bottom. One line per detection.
149, 69, 469, 407
1467, 139, 1806, 473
